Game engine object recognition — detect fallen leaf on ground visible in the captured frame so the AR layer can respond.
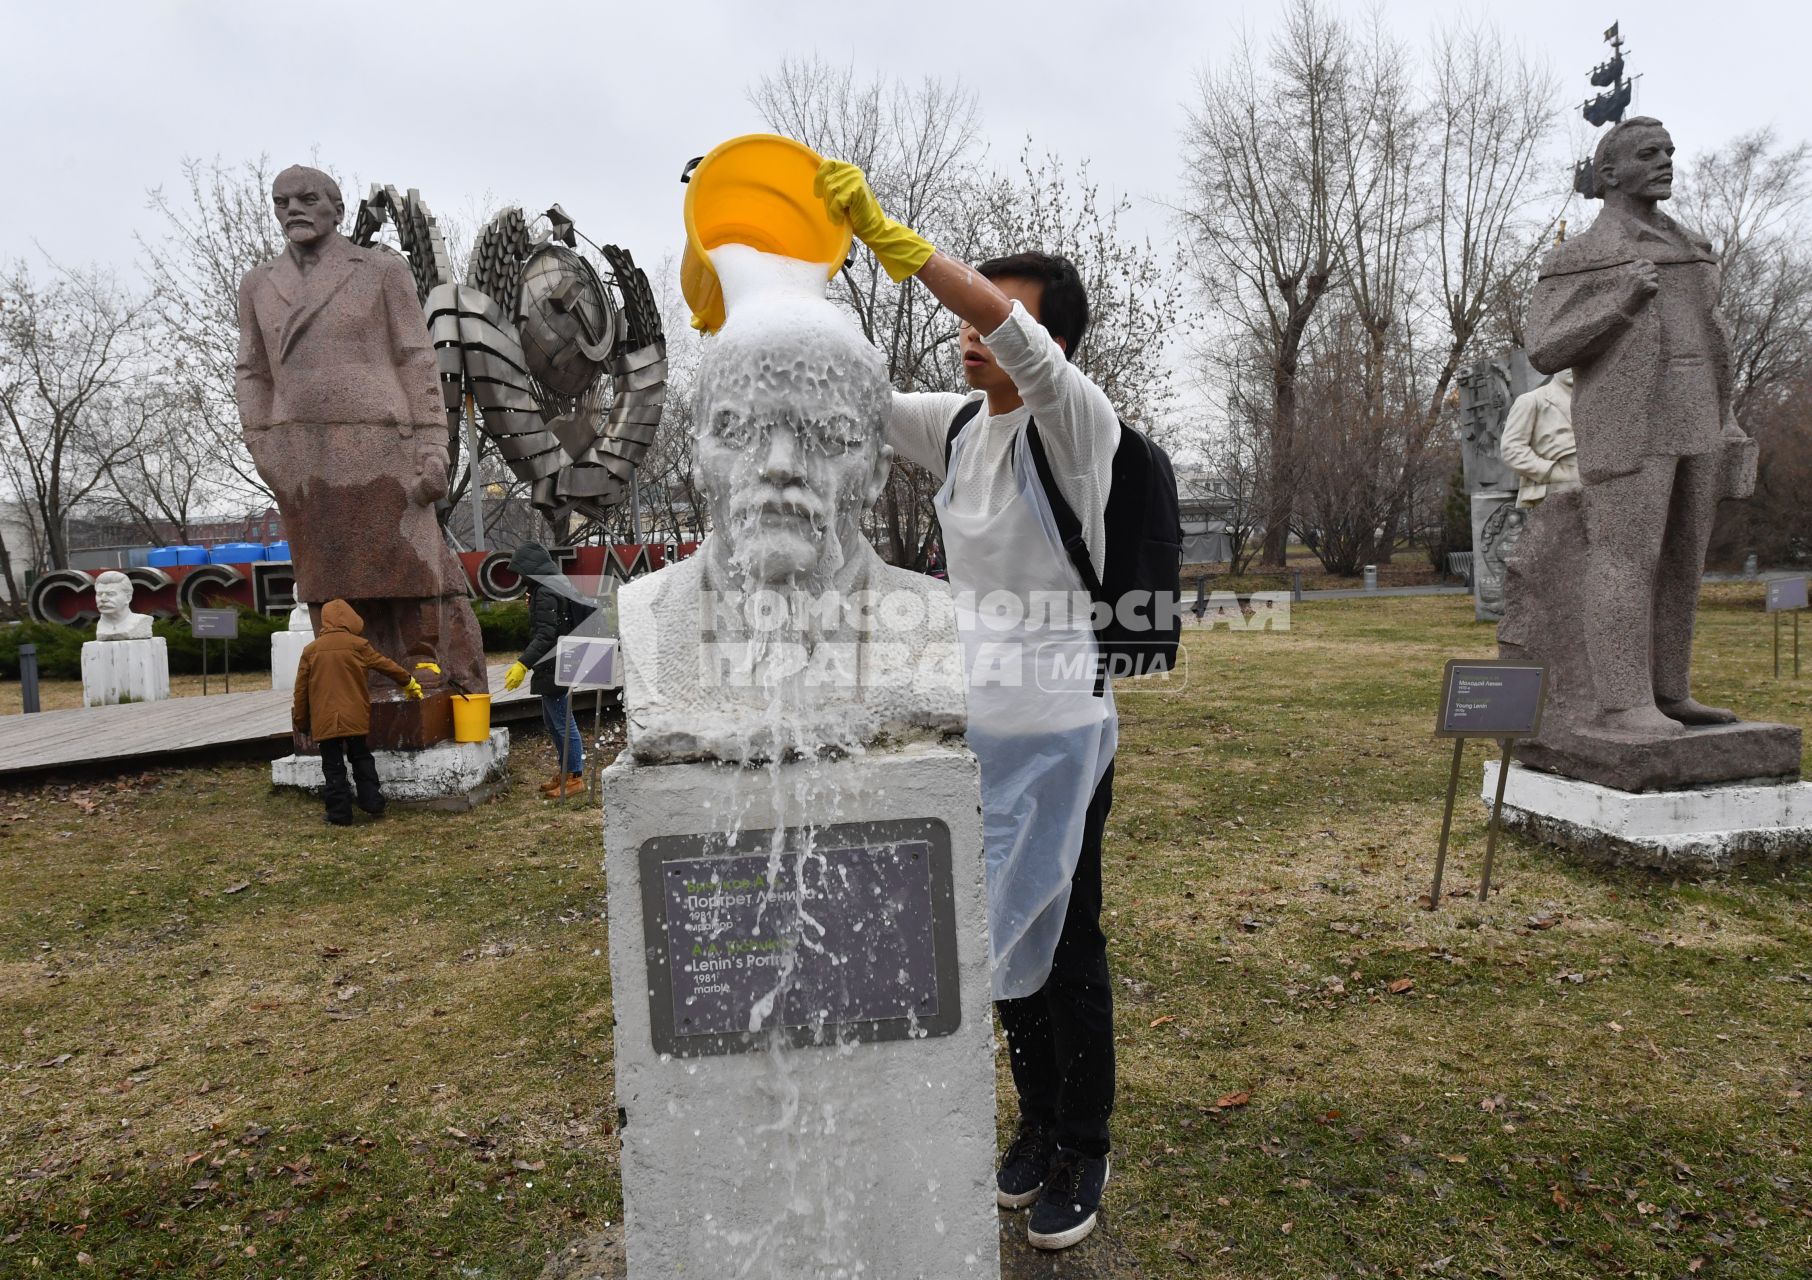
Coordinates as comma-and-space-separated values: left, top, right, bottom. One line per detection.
1388, 978, 1416, 995
222, 881, 251, 895
1213, 1091, 1251, 1109
1149, 1015, 1176, 1028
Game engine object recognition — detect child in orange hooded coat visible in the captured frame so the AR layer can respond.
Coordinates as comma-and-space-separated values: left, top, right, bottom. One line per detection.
293, 600, 422, 824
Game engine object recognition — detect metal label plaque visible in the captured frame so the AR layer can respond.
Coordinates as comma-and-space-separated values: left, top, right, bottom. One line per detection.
556, 636, 618, 690
190, 607, 239, 639
638, 818, 961, 1058
1766, 576, 1809, 613
1436, 658, 1547, 738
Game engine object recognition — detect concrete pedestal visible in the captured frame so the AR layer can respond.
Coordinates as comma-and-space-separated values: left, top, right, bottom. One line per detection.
604, 741, 997, 1279
271, 728, 509, 810
81, 637, 170, 707
1483, 759, 1812, 876
271, 630, 310, 692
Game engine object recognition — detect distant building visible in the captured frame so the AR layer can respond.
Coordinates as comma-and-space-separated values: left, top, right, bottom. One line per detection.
1173, 468, 1233, 565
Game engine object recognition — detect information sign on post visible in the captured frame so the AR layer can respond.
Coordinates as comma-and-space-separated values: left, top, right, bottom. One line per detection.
191, 607, 240, 694
555, 636, 618, 691
1766, 575, 1806, 679
1428, 659, 1547, 908
555, 635, 620, 802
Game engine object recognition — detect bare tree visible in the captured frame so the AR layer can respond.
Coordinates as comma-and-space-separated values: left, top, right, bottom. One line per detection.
0, 261, 155, 571
1292, 302, 1425, 574
1202, 393, 1271, 577
1673, 127, 1812, 421
751, 57, 986, 568
138, 156, 285, 507
1184, 0, 1352, 565
1422, 21, 1559, 426
93, 382, 224, 544
981, 146, 1192, 441
753, 59, 1188, 568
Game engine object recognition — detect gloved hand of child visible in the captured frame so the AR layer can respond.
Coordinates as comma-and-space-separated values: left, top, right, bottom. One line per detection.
814, 160, 936, 283
504, 661, 529, 691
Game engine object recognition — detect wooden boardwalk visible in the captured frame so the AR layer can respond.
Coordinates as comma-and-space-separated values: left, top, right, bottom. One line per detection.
0, 664, 541, 779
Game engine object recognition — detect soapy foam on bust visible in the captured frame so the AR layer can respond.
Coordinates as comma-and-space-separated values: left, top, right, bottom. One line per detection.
688, 244, 891, 1277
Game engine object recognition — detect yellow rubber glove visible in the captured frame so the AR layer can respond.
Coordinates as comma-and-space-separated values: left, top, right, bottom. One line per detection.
503, 661, 529, 691
814, 160, 935, 283
403, 678, 424, 701
414, 661, 441, 675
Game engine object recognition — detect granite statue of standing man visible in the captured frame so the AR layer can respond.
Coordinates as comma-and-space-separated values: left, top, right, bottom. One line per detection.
1527, 117, 1756, 738
235, 164, 485, 694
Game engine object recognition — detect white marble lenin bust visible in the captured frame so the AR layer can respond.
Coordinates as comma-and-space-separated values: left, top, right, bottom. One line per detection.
93, 571, 155, 641
618, 247, 965, 763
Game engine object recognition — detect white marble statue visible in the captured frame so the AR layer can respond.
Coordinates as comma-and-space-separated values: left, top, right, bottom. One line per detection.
93, 570, 155, 640
1500, 369, 1579, 508
618, 247, 965, 762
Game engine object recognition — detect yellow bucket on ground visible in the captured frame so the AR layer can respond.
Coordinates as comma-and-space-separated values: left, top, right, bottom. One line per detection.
681, 133, 852, 333
451, 693, 492, 744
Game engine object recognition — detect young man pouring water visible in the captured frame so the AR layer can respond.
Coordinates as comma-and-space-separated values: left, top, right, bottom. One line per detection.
817, 161, 1122, 1251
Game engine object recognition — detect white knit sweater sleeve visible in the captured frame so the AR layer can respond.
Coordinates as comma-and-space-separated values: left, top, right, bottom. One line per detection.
982, 301, 1121, 580
887, 390, 974, 482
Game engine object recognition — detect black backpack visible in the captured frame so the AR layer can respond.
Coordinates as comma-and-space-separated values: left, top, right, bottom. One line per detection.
945, 400, 1183, 684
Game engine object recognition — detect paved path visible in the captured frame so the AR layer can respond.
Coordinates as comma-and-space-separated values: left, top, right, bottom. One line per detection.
0, 663, 539, 779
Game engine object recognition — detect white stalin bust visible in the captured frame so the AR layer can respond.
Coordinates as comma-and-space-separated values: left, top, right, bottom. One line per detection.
93, 570, 155, 641
618, 248, 965, 763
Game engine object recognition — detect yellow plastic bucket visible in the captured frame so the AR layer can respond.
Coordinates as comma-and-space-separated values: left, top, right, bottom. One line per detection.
451, 693, 492, 744
681, 133, 852, 333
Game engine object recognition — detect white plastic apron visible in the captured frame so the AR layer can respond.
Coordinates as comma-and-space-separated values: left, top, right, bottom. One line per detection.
936, 414, 1118, 999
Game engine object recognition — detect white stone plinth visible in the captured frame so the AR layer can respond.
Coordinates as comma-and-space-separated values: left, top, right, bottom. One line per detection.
271, 728, 509, 810
81, 637, 171, 708
604, 741, 997, 1279
1484, 759, 1812, 875
271, 630, 311, 692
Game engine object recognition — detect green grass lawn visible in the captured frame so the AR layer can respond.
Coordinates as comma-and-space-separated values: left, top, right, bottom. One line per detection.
3, 588, 1809, 1278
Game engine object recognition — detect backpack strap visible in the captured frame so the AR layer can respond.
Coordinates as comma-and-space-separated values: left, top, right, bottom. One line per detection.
1021, 421, 1101, 597
943, 399, 984, 474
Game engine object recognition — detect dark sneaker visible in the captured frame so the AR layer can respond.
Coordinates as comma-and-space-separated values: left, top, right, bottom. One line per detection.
1027, 1148, 1109, 1250
996, 1119, 1056, 1209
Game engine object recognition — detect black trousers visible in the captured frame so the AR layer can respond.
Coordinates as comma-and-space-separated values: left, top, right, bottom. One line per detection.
319, 736, 382, 821
995, 758, 1116, 1158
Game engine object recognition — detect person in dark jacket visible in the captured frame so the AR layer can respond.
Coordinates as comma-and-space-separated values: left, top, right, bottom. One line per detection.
293, 599, 422, 824
503, 542, 587, 798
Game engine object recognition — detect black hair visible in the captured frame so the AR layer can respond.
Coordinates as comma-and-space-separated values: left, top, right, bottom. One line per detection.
978, 251, 1089, 362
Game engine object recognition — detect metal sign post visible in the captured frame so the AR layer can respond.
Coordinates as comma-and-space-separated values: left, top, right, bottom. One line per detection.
554, 635, 620, 805
1766, 576, 1807, 679
1428, 659, 1549, 908
191, 608, 240, 696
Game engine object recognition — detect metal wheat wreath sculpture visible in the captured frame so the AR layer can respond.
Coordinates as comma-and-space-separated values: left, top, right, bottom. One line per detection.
351, 185, 667, 522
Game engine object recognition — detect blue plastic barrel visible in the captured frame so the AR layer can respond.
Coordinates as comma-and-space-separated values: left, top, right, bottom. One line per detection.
265, 540, 290, 562
210, 542, 265, 564
172, 546, 207, 566
147, 547, 180, 568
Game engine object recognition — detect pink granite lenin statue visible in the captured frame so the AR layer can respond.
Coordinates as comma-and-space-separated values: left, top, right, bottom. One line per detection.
235, 165, 485, 695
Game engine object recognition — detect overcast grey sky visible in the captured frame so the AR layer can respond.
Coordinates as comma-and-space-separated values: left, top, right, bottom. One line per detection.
5, 0, 1808, 297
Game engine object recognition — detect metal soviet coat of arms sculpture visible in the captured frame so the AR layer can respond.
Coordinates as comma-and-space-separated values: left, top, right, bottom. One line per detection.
351, 186, 666, 521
